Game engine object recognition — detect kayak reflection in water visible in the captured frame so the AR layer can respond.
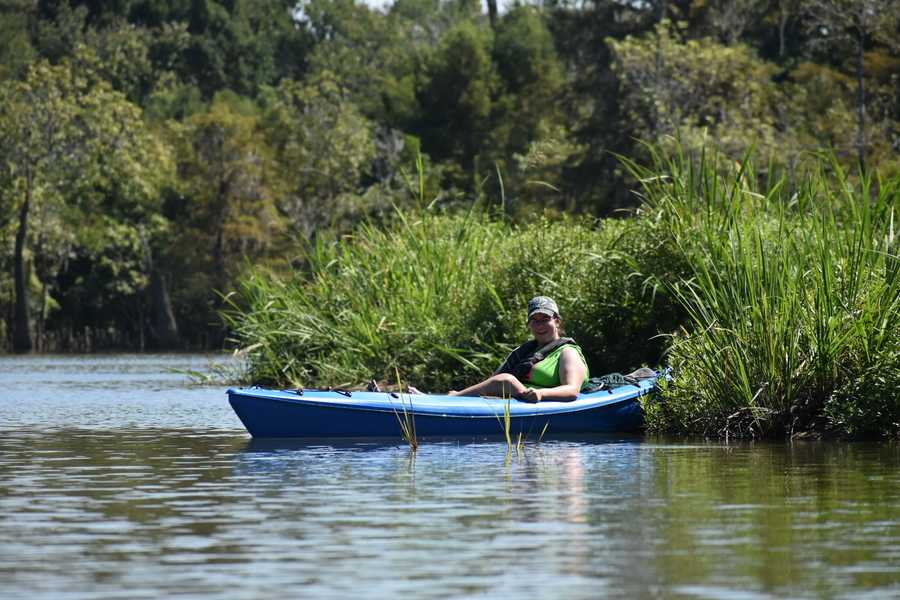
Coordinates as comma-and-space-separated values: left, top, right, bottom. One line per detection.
408, 296, 589, 403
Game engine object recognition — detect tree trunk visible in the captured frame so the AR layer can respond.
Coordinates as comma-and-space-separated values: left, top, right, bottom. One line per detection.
34, 227, 48, 352
855, 27, 867, 172
212, 176, 230, 292
213, 222, 225, 286
13, 182, 32, 353
778, 11, 787, 58
652, 0, 667, 139
141, 231, 179, 349
148, 268, 180, 349
37, 278, 47, 352
486, 0, 497, 30
138, 299, 145, 351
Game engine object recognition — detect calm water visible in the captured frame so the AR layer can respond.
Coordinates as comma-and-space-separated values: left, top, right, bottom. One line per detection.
0, 355, 898, 599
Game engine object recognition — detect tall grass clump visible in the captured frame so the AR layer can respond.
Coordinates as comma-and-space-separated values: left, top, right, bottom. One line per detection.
224, 205, 678, 391
225, 210, 509, 389
391, 368, 418, 450
626, 145, 899, 438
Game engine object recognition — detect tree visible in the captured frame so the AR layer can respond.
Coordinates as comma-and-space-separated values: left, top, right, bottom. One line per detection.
0, 0, 37, 81
171, 90, 283, 345
80, 19, 191, 105
486, 0, 497, 29
389, 0, 478, 45
180, 0, 305, 98
542, 0, 664, 211
50, 215, 171, 350
804, 0, 900, 171
0, 55, 169, 351
416, 22, 496, 171
492, 6, 565, 154
770, 0, 805, 59
608, 20, 788, 162
32, 1, 90, 63
261, 74, 374, 239
490, 6, 572, 210
300, 0, 427, 126
702, 0, 768, 46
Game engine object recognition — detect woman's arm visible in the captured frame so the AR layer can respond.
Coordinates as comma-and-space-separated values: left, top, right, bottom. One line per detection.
518, 347, 586, 402
448, 372, 527, 397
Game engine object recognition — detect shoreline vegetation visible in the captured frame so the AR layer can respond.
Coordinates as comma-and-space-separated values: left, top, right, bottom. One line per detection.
227, 147, 899, 440
3, 0, 899, 356
2, 2, 898, 439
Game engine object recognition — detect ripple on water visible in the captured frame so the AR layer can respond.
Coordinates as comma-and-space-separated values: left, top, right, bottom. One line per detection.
1, 357, 900, 598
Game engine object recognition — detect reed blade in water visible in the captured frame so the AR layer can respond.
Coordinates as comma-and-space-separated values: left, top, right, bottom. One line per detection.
390, 369, 418, 450
495, 394, 513, 453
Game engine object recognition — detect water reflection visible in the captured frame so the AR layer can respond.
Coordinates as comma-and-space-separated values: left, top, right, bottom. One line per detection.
643, 442, 900, 597
0, 354, 238, 430
0, 402, 898, 597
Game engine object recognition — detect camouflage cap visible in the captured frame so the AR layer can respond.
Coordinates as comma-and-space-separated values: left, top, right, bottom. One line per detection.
527, 296, 559, 320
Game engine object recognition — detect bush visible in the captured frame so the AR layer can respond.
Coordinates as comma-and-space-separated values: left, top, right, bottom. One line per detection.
227, 144, 900, 439
628, 147, 900, 438
226, 207, 679, 390
826, 344, 900, 438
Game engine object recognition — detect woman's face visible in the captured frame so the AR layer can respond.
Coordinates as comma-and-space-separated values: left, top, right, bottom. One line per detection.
528, 313, 559, 342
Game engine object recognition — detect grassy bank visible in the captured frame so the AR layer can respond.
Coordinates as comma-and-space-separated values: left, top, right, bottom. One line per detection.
629, 148, 899, 439
226, 149, 898, 439
225, 208, 681, 392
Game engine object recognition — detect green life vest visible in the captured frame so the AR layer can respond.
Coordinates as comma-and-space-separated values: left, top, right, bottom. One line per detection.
526, 343, 589, 389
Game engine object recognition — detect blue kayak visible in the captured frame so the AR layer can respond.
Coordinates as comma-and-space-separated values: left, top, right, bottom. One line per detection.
227, 376, 656, 438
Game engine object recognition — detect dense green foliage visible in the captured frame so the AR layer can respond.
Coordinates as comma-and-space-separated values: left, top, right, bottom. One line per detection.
229, 149, 899, 438
0, 0, 898, 364
226, 205, 680, 391
627, 148, 899, 439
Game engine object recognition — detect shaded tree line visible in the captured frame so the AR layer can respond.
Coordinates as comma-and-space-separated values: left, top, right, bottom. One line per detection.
0, 0, 897, 352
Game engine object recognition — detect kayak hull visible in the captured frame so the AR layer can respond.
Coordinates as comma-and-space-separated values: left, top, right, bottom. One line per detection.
227, 378, 655, 439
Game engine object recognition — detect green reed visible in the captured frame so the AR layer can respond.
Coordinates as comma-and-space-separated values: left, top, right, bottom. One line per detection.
224, 210, 508, 389
497, 395, 514, 458
224, 204, 673, 392
390, 368, 418, 450
500, 395, 513, 449
494, 391, 550, 455
224, 147, 897, 438
625, 146, 899, 437
494, 395, 527, 458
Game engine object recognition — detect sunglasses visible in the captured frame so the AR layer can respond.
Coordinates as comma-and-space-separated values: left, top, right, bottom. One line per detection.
528, 315, 554, 324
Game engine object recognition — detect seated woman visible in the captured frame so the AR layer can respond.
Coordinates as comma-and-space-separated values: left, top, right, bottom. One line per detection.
443, 296, 589, 402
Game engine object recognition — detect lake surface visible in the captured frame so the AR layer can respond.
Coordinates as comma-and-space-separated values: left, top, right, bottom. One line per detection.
1, 355, 898, 599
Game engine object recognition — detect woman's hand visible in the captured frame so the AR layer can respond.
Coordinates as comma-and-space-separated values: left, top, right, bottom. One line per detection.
519, 387, 543, 403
